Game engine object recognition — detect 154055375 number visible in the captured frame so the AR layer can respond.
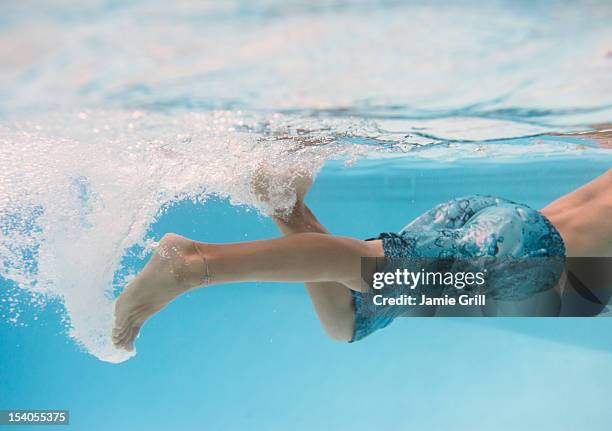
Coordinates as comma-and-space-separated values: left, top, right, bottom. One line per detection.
0, 410, 69, 425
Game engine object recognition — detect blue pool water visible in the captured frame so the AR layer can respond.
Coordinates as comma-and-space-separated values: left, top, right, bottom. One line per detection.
1, 1, 612, 430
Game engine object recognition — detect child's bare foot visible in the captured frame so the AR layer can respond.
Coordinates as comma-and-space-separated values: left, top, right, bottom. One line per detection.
252, 162, 313, 220
251, 163, 326, 234
112, 233, 205, 351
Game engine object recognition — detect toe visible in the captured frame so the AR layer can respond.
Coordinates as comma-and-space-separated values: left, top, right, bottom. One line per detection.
112, 317, 132, 345
123, 325, 141, 352
114, 324, 135, 349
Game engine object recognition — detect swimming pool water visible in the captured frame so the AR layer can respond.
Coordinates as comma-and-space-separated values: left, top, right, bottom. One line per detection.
1, 1, 612, 430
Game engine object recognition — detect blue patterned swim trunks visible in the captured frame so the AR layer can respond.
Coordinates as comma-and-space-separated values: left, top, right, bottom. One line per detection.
350, 195, 566, 342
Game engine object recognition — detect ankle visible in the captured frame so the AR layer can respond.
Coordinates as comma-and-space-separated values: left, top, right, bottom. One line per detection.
156, 234, 212, 288
192, 242, 216, 286
285, 199, 307, 223
279, 207, 327, 234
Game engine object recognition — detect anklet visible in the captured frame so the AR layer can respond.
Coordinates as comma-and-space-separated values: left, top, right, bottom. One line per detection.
194, 243, 212, 286
202, 258, 211, 286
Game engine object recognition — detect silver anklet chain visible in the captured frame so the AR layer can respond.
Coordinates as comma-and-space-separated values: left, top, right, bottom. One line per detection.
202, 257, 211, 286
194, 243, 211, 286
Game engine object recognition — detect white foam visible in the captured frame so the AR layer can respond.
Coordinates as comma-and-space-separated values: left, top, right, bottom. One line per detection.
0, 110, 367, 362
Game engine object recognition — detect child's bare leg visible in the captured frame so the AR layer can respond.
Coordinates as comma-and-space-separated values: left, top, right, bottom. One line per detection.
252, 167, 358, 340
272, 203, 356, 341
113, 231, 382, 350
202, 233, 382, 286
